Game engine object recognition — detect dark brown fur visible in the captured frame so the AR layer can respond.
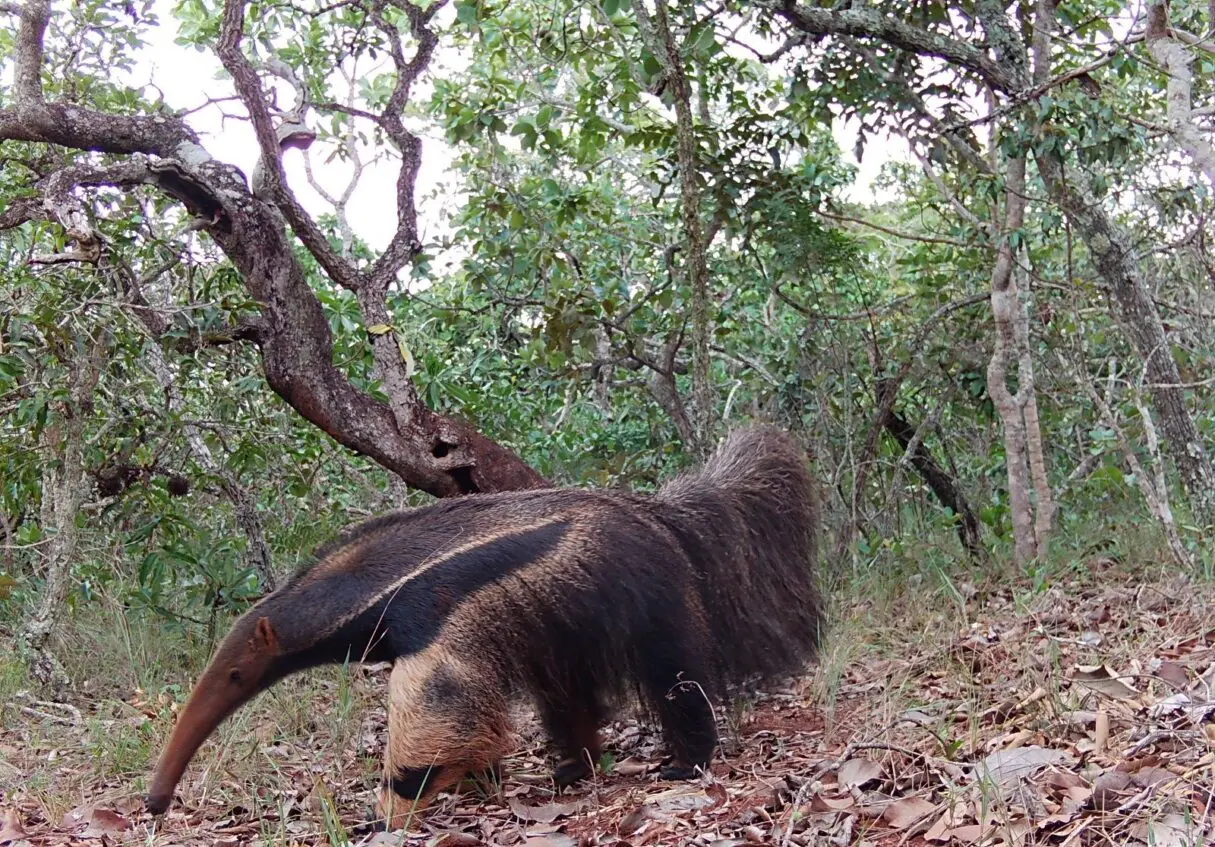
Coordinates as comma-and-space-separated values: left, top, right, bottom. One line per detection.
145, 425, 824, 829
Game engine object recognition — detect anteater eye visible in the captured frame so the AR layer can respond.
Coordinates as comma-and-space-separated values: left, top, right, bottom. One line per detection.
229, 669, 242, 683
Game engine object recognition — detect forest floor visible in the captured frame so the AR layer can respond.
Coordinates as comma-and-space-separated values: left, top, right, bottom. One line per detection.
1, 561, 1214, 847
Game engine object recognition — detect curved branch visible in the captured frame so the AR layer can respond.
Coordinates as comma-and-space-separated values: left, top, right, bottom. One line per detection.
216, 0, 364, 292
1, 0, 546, 498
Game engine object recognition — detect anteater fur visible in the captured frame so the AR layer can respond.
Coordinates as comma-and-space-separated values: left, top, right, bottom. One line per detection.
144, 425, 824, 829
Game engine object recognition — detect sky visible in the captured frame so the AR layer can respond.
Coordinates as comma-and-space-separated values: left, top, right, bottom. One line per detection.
127, 0, 905, 256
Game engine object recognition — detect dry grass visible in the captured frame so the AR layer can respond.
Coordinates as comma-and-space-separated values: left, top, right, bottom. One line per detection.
1, 552, 1213, 846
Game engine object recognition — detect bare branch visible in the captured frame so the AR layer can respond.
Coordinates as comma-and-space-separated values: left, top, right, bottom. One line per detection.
1171, 24, 1215, 54
760, 0, 1018, 93
651, 0, 712, 456
216, 0, 363, 291
364, 0, 448, 287
0, 196, 40, 230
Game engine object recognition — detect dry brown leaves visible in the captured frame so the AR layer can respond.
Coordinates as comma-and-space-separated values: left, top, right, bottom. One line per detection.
2, 572, 1212, 846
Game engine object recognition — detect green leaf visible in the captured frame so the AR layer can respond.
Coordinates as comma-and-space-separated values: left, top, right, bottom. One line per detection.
367, 323, 393, 335
455, 0, 478, 25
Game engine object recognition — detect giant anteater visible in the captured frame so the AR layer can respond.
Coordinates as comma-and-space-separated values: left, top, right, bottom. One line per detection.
144, 425, 825, 828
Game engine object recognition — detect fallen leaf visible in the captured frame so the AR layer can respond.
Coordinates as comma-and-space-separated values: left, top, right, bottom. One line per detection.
1132, 765, 1177, 788
431, 833, 482, 847
943, 824, 988, 843
1091, 771, 1133, 810
611, 757, 651, 776
0, 808, 26, 843
1154, 660, 1189, 688
924, 811, 953, 842
618, 806, 651, 837
1042, 771, 1088, 790
522, 837, 578, 847
81, 808, 131, 837
1072, 664, 1139, 700
978, 746, 1073, 789
1128, 813, 1203, 847
881, 796, 936, 829
838, 758, 884, 789
646, 787, 716, 812
60, 805, 92, 829
508, 799, 584, 824
809, 794, 855, 813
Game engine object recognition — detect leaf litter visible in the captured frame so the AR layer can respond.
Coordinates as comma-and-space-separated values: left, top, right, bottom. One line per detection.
1, 572, 1213, 845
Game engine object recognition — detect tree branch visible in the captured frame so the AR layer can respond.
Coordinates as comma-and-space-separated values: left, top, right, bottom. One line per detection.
818, 208, 976, 248
1147, 0, 1215, 184
762, 0, 1018, 93
364, 0, 447, 287
216, 0, 364, 292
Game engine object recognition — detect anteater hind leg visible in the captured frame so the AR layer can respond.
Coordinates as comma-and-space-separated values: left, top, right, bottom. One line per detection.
375, 653, 514, 831
536, 679, 605, 789
639, 633, 718, 781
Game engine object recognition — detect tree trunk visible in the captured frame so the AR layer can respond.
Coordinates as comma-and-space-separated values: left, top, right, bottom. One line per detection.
1060, 351, 1193, 569
650, 0, 713, 457
19, 334, 106, 692
1036, 152, 1215, 528
986, 155, 1051, 564
1146, 0, 1215, 185
1032, 0, 1215, 530
2, 0, 548, 504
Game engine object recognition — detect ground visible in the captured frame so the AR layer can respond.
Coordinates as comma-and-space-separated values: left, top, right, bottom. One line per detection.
1, 565, 1213, 846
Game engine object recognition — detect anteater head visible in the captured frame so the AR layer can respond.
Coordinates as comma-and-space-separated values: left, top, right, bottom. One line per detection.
145, 614, 281, 815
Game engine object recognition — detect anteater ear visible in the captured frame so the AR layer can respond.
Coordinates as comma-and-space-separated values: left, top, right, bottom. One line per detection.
253, 617, 279, 653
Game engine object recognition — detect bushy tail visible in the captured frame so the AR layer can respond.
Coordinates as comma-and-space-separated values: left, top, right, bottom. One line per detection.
652, 425, 824, 688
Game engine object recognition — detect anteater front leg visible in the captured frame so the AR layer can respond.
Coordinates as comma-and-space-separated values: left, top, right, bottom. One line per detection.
375, 654, 513, 831
639, 633, 718, 780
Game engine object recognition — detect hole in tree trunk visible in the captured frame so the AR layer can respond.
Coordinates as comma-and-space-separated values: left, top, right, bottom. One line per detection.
450, 465, 478, 495
432, 442, 451, 458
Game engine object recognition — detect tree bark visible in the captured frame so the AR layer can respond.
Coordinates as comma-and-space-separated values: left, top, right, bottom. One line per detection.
985, 155, 1052, 564
763, 0, 1215, 533
1146, 0, 1215, 185
650, 0, 713, 457
19, 333, 107, 692
1029, 0, 1214, 529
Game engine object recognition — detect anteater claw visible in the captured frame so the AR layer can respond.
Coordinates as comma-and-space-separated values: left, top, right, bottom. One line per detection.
553, 757, 593, 788
659, 762, 701, 781
145, 794, 170, 816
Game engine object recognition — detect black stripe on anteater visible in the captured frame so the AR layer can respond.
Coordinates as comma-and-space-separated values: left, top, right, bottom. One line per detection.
278, 519, 571, 666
